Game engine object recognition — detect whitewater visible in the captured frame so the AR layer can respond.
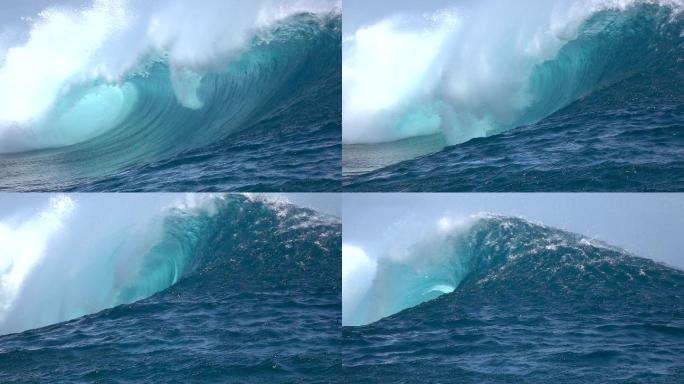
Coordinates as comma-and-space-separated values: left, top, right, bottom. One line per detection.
0, 193, 338, 335
0, 0, 336, 151
343, 0, 681, 145
0, 193, 220, 334
0, 0, 342, 191
342, 0, 684, 190
0, 193, 341, 382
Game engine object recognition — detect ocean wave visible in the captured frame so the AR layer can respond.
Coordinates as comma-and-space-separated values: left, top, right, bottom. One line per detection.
343, 214, 683, 326
0, 0, 342, 192
0, 194, 340, 335
343, 0, 682, 145
0, 0, 339, 153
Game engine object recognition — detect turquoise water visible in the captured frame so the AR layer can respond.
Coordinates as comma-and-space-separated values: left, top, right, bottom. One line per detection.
344, 4, 684, 191
0, 196, 341, 382
0, 13, 341, 192
343, 216, 684, 383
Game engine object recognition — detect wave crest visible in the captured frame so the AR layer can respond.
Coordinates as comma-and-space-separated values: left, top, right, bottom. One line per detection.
0, 0, 339, 153
0, 194, 340, 335
342, 0, 682, 145
343, 215, 679, 326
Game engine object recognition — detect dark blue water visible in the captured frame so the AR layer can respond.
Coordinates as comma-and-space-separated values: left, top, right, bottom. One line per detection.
0, 196, 341, 383
343, 216, 684, 383
0, 13, 341, 192
344, 5, 684, 191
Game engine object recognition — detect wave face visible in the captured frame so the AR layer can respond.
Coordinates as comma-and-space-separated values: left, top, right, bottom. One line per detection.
0, 1, 341, 191
343, 216, 684, 383
343, 1, 684, 190
0, 194, 341, 382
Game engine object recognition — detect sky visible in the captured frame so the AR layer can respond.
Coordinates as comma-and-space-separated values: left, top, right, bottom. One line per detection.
0, 0, 86, 34
277, 193, 340, 217
343, 0, 461, 33
343, 193, 684, 270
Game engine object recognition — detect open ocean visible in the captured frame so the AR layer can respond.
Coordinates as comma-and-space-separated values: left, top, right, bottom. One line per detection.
0, 195, 341, 383
343, 216, 684, 383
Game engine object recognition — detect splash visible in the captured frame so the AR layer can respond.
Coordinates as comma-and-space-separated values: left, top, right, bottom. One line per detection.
0, 195, 75, 321
342, 0, 682, 145
0, 194, 223, 334
0, 0, 339, 152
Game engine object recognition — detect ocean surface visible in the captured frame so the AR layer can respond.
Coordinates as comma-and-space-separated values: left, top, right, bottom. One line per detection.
0, 5, 341, 192
343, 3, 683, 191
0, 195, 341, 383
343, 216, 684, 383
